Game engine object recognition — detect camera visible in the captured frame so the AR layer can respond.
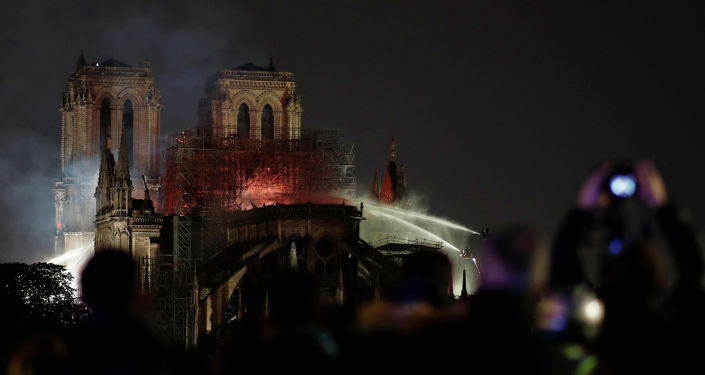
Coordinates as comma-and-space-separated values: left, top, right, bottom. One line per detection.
609, 174, 636, 198
604, 165, 637, 199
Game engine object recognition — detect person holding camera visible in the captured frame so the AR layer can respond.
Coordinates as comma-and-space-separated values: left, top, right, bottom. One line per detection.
546, 161, 705, 373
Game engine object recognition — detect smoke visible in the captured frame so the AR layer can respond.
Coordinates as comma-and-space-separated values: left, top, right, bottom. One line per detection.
0, 131, 60, 262
0, 0, 263, 262
5, 0, 701, 271
349, 192, 485, 295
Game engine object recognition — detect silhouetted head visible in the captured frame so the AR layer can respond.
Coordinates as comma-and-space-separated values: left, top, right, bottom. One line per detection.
80, 250, 137, 313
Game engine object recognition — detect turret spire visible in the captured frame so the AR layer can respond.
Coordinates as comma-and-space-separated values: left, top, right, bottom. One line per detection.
95, 135, 116, 214
379, 167, 394, 204
116, 124, 130, 180
267, 57, 276, 71
76, 50, 88, 70
371, 168, 380, 200
378, 137, 399, 205
461, 269, 468, 298
113, 125, 133, 213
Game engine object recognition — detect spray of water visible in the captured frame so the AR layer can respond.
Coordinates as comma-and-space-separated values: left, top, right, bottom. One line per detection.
363, 207, 462, 252
346, 194, 482, 296
362, 200, 480, 235
472, 257, 480, 275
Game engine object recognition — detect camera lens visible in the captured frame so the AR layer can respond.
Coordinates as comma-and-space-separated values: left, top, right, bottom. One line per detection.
609, 174, 636, 198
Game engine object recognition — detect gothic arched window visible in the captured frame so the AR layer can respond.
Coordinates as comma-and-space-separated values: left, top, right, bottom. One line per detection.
123, 100, 134, 168
261, 104, 274, 140
316, 237, 334, 259
237, 103, 250, 139
99, 99, 111, 149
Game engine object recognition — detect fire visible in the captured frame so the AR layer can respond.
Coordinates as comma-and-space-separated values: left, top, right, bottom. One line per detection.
159, 136, 355, 215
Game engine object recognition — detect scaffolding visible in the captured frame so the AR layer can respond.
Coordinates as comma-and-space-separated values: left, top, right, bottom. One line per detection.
153, 127, 356, 347
370, 236, 443, 250
156, 141, 196, 347
153, 219, 194, 348
158, 128, 356, 215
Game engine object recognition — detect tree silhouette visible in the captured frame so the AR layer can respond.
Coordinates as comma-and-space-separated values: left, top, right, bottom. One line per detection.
0, 262, 87, 367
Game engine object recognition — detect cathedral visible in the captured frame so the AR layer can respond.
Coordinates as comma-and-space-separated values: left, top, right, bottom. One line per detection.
54, 55, 310, 256
54, 52, 448, 348
53, 52, 161, 255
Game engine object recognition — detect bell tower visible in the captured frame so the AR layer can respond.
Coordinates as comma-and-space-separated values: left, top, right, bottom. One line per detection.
198, 59, 303, 140
54, 51, 162, 255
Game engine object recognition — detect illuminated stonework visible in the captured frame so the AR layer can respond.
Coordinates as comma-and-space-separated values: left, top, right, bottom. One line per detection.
94, 126, 161, 281
59, 53, 161, 178
198, 61, 303, 140
54, 52, 162, 255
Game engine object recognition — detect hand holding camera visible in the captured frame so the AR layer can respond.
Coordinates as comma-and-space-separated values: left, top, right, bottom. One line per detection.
577, 160, 668, 210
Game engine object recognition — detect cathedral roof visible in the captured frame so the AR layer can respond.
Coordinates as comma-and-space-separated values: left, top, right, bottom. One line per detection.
131, 198, 154, 212
233, 61, 276, 72
98, 58, 132, 67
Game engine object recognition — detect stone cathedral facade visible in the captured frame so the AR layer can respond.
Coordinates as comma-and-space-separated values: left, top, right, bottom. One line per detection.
53, 53, 306, 257
94, 126, 161, 265
198, 60, 303, 140
53, 52, 161, 254
48, 53, 446, 347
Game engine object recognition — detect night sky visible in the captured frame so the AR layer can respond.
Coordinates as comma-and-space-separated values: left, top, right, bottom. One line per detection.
1, 1, 704, 261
